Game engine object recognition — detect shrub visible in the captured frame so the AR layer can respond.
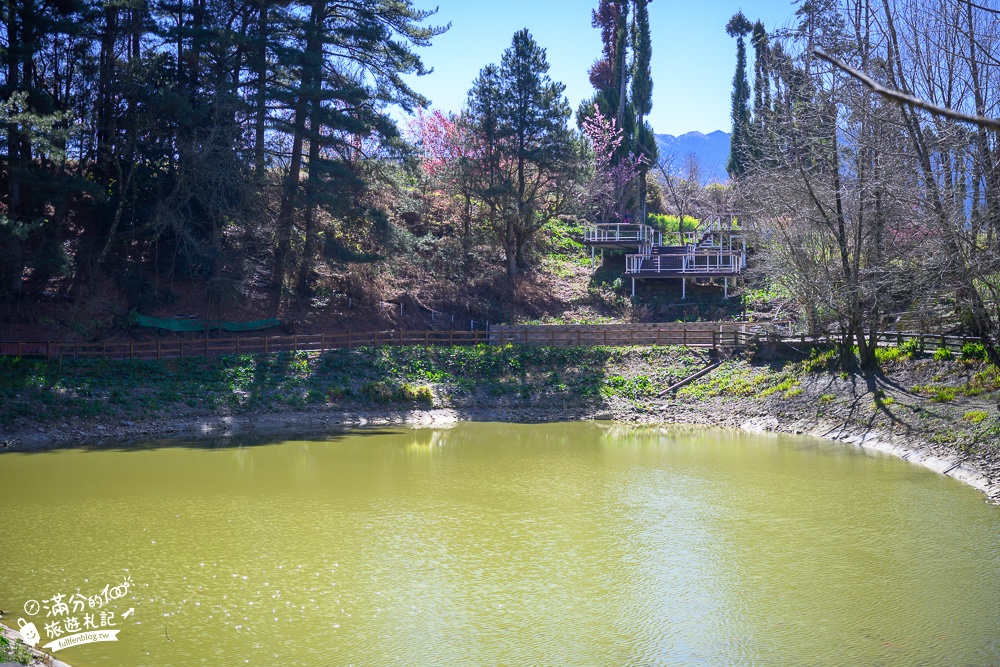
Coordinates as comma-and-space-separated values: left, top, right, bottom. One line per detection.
961, 342, 988, 361
0, 635, 31, 665
933, 347, 953, 361
819, 393, 836, 403
930, 387, 957, 402
899, 338, 922, 358
395, 383, 433, 403
601, 375, 655, 399
963, 410, 990, 424
327, 387, 348, 401
802, 348, 836, 373
362, 381, 395, 403
758, 377, 798, 398
871, 395, 895, 409
875, 346, 903, 364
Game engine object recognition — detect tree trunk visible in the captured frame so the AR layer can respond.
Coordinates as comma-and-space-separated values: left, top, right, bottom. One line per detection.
270, 0, 322, 296
97, 5, 118, 188
252, 0, 268, 177
297, 113, 321, 296
504, 219, 518, 279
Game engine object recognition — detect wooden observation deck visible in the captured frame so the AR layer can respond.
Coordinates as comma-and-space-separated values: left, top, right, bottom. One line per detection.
582, 223, 662, 251
583, 213, 748, 298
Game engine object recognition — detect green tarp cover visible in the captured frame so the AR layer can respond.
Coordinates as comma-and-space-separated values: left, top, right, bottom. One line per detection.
133, 314, 281, 332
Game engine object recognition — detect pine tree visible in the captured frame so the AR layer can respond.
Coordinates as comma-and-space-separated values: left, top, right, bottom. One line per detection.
466, 29, 574, 279
270, 0, 447, 295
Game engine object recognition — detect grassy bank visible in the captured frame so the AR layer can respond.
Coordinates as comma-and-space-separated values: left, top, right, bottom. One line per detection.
0, 345, 712, 428
1, 343, 998, 499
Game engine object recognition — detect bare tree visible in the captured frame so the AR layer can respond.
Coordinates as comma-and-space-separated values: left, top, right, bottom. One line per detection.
740, 0, 1000, 366
656, 151, 703, 244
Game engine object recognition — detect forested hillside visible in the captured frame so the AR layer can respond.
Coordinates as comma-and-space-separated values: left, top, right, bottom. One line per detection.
2, 0, 1000, 372
0, 0, 452, 331
721, 2, 1000, 366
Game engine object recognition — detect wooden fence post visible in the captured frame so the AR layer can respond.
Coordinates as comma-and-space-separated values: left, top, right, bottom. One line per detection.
294, 334, 298, 352
683, 328, 687, 347
449, 330, 454, 346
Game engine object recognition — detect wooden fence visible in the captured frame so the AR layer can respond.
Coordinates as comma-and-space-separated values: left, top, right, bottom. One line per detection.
0, 327, 726, 361
0, 326, 986, 362
716, 329, 985, 352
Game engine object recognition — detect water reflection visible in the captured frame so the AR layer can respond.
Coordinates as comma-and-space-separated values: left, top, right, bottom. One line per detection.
0, 422, 998, 666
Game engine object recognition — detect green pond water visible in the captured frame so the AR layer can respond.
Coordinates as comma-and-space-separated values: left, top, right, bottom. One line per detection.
1, 422, 999, 666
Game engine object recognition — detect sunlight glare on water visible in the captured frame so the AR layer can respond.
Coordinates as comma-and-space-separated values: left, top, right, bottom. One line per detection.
1, 422, 998, 666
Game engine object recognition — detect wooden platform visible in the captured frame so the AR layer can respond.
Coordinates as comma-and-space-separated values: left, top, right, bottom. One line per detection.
625, 251, 743, 277
582, 214, 748, 288
582, 223, 660, 251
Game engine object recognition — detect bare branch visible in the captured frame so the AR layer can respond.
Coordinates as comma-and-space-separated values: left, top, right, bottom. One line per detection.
955, 0, 1000, 15
813, 48, 1000, 129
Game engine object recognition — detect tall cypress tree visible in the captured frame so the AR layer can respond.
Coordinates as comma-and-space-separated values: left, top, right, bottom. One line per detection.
750, 20, 771, 161
725, 11, 753, 178
631, 0, 657, 219
579, 0, 659, 221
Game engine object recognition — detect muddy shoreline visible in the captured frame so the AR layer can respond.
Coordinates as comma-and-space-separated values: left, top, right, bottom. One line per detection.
2, 394, 997, 503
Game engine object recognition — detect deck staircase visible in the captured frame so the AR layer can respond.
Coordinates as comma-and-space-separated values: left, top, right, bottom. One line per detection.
581, 213, 748, 297
622, 213, 747, 278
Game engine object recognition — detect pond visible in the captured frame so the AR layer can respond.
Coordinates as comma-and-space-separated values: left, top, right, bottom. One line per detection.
1, 423, 998, 666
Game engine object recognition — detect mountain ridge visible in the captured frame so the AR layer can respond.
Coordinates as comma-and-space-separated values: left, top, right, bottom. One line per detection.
654, 130, 730, 184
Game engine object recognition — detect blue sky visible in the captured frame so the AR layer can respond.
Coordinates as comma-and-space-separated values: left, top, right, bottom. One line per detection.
402, 1, 799, 137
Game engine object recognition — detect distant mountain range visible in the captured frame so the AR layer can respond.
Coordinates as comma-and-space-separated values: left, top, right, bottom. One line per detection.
654, 131, 730, 184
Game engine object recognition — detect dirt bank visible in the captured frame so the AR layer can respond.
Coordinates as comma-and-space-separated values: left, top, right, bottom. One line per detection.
1, 347, 998, 502
0, 621, 72, 667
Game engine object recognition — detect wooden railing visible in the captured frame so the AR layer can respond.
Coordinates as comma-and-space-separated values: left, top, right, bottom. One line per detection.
713, 329, 986, 352
1, 325, 981, 362
625, 250, 746, 275
584, 223, 660, 245
0, 331, 493, 360
0, 326, 736, 360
